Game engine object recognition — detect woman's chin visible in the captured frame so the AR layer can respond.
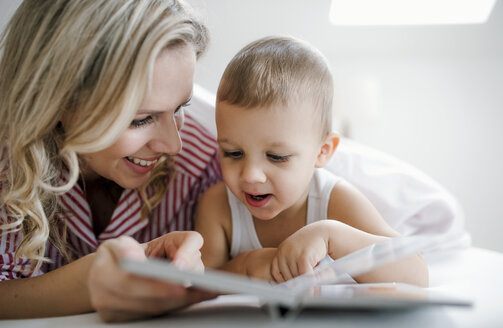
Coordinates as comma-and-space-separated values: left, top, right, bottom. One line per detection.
114, 174, 150, 190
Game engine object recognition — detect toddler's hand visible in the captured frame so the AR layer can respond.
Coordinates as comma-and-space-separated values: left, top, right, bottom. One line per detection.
271, 224, 328, 282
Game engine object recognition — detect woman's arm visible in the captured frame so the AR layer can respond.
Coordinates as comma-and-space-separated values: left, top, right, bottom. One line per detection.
0, 252, 94, 318
0, 234, 213, 322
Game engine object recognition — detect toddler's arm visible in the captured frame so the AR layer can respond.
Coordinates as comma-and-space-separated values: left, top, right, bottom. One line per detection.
327, 180, 428, 286
273, 220, 428, 286
220, 248, 277, 281
272, 179, 428, 286
194, 182, 233, 270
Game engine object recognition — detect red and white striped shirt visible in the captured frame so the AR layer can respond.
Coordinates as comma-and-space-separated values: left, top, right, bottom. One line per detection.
0, 114, 222, 281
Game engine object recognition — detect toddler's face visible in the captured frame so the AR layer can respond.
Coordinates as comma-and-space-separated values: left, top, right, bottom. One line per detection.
81, 45, 195, 189
216, 101, 324, 221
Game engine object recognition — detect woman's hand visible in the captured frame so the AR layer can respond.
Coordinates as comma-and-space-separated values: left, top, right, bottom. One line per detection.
145, 231, 204, 272
271, 223, 328, 282
88, 233, 214, 322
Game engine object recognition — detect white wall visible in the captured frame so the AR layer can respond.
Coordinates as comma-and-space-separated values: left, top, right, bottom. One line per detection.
1, 0, 502, 252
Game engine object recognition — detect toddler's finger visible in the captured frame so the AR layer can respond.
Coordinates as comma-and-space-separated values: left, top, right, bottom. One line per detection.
278, 257, 294, 281
287, 259, 299, 277
271, 257, 284, 282
297, 260, 314, 276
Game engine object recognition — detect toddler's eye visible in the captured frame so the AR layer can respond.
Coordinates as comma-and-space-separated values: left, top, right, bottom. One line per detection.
267, 153, 289, 162
223, 150, 243, 159
130, 116, 154, 128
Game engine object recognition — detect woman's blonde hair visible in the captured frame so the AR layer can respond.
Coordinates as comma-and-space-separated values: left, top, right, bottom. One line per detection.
217, 36, 333, 138
0, 0, 208, 271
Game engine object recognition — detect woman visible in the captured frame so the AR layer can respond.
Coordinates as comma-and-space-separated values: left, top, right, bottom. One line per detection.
0, 0, 220, 322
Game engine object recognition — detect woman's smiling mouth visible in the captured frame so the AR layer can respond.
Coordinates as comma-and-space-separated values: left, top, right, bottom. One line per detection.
123, 156, 159, 174
126, 156, 158, 167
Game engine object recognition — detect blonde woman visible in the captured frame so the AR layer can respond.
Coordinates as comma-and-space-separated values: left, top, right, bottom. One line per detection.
0, 0, 220, 322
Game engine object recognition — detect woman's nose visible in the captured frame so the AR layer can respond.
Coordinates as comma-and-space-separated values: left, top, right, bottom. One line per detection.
240, 160, 267, 184
148, 115, 183, 155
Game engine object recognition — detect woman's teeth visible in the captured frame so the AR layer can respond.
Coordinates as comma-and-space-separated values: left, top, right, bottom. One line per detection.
126, 156, 157, 167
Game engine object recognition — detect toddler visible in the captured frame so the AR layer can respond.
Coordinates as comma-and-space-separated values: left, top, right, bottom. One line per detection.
195, 36, 428, 286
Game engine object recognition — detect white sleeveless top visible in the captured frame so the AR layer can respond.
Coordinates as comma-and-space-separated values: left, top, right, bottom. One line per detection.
227, 168, 341, 258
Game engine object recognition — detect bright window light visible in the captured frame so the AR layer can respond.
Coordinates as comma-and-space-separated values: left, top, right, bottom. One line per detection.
329, 0, 497, 25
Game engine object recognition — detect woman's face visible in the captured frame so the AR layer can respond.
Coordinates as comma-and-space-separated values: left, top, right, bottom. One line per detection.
81, 45, 196, 189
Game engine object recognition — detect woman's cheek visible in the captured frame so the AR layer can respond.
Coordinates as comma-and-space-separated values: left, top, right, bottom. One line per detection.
113, 130, 149, 156
175, 111, 184, 130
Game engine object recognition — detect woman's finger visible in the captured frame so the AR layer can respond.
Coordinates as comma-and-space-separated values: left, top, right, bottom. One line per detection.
171, 232, 204, 261
146, 232, 203, 268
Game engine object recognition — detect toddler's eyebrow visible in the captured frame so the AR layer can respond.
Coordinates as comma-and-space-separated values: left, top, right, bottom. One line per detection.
269, 142, 289, 148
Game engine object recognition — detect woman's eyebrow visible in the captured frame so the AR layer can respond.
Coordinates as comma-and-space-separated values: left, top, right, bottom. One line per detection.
137, 94, 193, 115
136, 109, 164, 115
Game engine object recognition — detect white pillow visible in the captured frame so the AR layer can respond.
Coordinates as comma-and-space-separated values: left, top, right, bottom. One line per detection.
190, 85, 469, 246
328, 139, 466, 236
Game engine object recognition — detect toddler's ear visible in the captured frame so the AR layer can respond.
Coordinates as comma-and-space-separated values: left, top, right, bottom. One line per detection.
315, 132, 339, 168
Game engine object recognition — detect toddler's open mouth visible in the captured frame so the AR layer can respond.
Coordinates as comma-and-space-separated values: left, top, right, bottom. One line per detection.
245, 193, 272, 207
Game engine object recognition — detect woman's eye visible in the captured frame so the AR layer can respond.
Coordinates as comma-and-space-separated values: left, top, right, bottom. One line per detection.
174, 105, 183, 116
130, 116, 154, 128
267, 153, 289, 162
223, 150, 243, 159
175, 100, 191, 115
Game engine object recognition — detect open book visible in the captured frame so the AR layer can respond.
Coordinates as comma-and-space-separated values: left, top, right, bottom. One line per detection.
120, 235, 472, 312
